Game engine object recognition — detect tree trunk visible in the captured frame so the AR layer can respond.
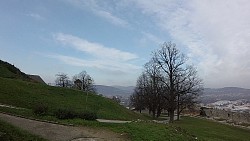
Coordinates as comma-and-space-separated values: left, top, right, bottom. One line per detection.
169, 109, 175, 123
156, 105, 162, 118
152, 110, 156, 118
177, 94, 180, 120
148, 108, 151, 115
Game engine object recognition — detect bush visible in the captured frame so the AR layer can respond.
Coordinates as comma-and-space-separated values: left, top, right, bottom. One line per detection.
54, 108, 77, 119
78, 111, 97, 120
33, 103, 48, 116
0, 132, 10, 141
54, 109, 97, 120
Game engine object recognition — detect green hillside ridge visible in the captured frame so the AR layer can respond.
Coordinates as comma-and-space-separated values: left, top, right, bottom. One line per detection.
0, 60, 30, 80
1, 60, 250, 141
0, 77, 144, 120
0, 59, 144, 120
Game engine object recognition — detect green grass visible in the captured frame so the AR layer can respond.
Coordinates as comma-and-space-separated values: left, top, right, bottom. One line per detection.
0, 60, 31, 81
46, 118, 195, 141
0, 77, 145, 120
1, 76, 250, 141
100, 122, 194, 141
2, 107, 250, 141
0, 107, 193, 141
77, 117, 250, 141
174, 116, 250, 141
0, 119, 47, 141
0, 65, 16, 78
2, 105, 250, 141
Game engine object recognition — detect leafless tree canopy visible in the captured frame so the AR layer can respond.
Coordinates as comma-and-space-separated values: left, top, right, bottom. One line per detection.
55, 73, 71, 87
73, 71, 95, 93
131, 42, 203, 122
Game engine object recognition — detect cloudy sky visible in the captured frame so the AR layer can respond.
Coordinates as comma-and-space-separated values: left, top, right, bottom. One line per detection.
1, 0, 250, 88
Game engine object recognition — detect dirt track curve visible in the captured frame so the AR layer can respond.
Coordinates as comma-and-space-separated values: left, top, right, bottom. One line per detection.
0, 113, 129, 141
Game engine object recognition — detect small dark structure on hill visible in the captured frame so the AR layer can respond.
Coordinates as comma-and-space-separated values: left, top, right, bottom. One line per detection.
28, 75, 46, 84
74, 79, 82, 90
200, 107, 212, 117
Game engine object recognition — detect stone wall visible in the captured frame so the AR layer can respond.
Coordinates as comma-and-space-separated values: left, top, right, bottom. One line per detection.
203, 108, 250, 124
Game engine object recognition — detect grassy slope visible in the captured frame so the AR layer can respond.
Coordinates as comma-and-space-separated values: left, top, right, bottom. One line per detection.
59, 116, 250, 141
0, 119, 47, 141
53, 118, 195, 141
174, 116, 250, 141
0, 60, 30, 80
1, 60, 250, 141
0, 77, 144, 120
0, 65, 16, 78
91, 121, 195, 141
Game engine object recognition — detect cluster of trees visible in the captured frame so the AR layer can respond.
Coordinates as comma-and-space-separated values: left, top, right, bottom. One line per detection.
55, 70, 95, 93
130, 42, 203, 123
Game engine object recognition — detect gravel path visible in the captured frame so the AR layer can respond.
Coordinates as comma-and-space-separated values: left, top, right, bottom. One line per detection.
0, 113, 129, 141
96, 119, 131, 123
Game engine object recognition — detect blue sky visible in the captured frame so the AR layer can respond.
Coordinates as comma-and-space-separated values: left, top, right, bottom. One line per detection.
1, 0, 250, 88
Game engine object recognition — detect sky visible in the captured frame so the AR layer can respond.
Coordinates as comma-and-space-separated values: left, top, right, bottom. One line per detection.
1, 0, 250, 88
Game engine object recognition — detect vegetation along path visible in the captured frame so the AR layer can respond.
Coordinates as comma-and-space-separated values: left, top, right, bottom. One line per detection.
0, 113, 128, 141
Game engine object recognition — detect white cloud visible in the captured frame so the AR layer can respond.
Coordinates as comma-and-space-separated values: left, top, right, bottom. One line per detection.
54, 33, 138, 61
48, 54, 140, 75
66, 0, 129, 27
94, 10, 128, 27
133, 0, 250, 88
50, 33, 141, 84
142, 32, 163, 44
138, 32, 164, 48
26, 13, 45, 20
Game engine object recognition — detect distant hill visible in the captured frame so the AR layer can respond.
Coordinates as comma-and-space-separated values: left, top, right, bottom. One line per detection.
112, 86, 135, 92
95, 85, 134, 97
200, 87, 250, 104
95, 84, 250, 104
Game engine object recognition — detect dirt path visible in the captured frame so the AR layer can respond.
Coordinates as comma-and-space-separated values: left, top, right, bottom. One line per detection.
96, 119, 131, 123
0, 113, 129, 141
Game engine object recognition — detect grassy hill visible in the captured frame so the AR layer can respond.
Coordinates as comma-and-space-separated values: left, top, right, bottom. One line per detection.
174, 116, 250, 141
0, 77, 144, 120
0, 60, 30, 81
0, 59, 144, 120
1, 60, 250, 141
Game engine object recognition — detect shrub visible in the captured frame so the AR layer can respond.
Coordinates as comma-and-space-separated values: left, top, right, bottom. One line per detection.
78, 111, 97, 120
54, 109, 97, 120
33, 103, 48, 116
54, 108, 77, 119
0, 132, 10, 141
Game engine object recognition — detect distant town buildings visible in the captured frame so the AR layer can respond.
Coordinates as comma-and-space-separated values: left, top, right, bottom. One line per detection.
206, 99, 250, 113
201, 99, 250, 125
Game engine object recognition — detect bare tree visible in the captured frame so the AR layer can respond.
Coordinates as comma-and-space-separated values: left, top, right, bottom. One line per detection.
144, 60, 165, 118
130, 90, 144, 113
175, 65, 203, 120
55, 73, 70, 87
73, 71, 95, 92
130, 73, 148, 113
131, 60, 166, 118
153, 42, 203, 123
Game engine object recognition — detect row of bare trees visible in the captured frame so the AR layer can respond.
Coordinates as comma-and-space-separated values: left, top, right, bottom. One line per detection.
130, 42, 203, 123
55, 71, 95, 92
